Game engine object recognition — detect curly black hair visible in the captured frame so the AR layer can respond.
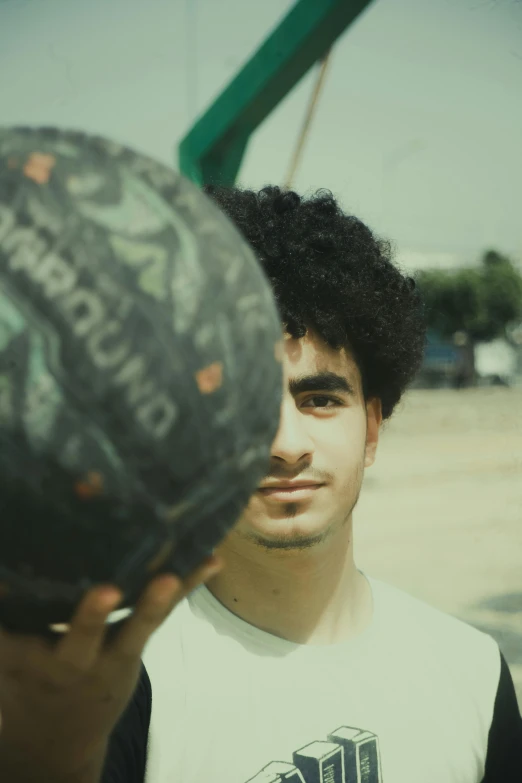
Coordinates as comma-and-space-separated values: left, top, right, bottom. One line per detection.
204, 185, 426, 420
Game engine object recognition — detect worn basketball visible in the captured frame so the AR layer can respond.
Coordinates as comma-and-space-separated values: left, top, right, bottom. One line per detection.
0, 127, 283, 636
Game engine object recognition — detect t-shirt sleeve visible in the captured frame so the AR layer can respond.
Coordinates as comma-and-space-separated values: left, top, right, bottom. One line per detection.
482, 651, 522, 781
101, 662, 152, 783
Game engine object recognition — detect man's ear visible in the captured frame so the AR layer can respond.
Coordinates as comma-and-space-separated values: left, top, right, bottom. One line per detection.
365, 397, 382, 468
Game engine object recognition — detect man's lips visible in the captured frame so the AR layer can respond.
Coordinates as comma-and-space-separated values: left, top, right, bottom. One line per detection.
257, 483, 323, 500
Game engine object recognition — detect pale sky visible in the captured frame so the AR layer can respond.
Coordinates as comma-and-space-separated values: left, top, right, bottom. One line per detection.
1, 0, 521, 265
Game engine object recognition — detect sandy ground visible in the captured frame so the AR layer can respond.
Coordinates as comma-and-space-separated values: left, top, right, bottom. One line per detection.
354, 387, 522, 706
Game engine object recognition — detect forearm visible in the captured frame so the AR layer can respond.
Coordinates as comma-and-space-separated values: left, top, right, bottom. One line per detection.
0, 735, 108, 783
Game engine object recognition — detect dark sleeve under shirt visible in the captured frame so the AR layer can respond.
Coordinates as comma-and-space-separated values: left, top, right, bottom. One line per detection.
101, 652, 522, 783
481, 651, 522, 781
101, 662, 152, 783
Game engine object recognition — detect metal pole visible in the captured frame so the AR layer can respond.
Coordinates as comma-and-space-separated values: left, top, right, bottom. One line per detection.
284, 49, 332, 190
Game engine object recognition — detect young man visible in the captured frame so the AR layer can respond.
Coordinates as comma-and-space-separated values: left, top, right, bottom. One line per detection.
113, 186, 521, 782
1, 187, 520, 783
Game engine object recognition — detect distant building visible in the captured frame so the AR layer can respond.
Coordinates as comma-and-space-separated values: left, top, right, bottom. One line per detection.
475, 339, 519, 386
396, 248, 522, 275
395, 249, 476, 274
399, 249, 522, 388
412, 331, 461, 389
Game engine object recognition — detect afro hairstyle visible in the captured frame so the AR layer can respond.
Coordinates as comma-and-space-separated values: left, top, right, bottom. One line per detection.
204, 185, 426, 420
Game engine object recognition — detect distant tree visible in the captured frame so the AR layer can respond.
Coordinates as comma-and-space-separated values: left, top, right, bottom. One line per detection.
415, 250, 522, 384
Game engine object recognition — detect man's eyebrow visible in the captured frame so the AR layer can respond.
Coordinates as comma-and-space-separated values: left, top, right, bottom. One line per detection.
288, 371, 357, 397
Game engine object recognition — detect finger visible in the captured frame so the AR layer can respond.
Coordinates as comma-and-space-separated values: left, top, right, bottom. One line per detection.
113, 555, 223, 657
0, 626, 36, 674
54, 586, 123, 670
175, 554, 224, 599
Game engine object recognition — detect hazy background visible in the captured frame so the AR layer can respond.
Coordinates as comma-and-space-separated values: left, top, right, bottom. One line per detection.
1, 0, 522, 269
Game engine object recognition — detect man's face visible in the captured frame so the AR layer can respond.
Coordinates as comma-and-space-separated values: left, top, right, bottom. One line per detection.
233, 329, 382, 551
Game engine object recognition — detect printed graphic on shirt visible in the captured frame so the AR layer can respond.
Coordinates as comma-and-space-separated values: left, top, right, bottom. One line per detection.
244, 723, 382, 782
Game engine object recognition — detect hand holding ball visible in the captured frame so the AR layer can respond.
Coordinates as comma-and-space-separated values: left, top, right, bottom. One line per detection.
0, 127, 283, 636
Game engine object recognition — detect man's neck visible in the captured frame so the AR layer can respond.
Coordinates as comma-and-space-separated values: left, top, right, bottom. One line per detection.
206, 529, 373, 646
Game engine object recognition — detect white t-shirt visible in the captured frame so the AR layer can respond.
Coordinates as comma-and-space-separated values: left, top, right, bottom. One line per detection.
139, 575, 514, 783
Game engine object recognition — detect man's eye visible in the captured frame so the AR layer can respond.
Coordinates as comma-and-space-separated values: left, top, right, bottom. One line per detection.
302, 395, 342, 409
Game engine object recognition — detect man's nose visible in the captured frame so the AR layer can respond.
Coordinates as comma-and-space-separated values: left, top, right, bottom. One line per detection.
270, 397, 314, 464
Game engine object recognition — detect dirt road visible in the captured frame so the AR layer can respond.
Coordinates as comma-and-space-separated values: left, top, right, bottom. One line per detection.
355, 387, 522, 705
